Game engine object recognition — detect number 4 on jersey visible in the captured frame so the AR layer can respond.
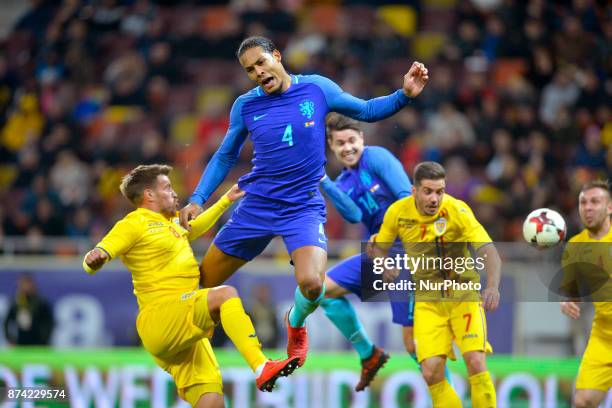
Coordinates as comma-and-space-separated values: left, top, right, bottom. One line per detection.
282, 124, 294, 146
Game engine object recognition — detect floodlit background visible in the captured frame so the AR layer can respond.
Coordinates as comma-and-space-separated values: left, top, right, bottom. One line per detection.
0, 0, 610, 406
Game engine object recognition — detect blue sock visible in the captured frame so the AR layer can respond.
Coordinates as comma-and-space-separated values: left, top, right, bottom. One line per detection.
321, 297, 374, 360
410, 352, 454, 387
288, 283, 326, 328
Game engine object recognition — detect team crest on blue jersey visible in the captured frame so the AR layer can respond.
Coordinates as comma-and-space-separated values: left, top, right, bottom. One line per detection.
299, 100, 315, 119
434, 217, 447, 236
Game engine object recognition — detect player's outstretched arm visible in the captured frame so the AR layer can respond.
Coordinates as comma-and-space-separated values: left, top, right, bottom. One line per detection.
479, 244, 501, 311
180, 97, 248, 230
187, 184, 245, 241
320, 175, 362, 223
83, 218, 141, 275
306, 68, 428, 123
83, 248, 109, 274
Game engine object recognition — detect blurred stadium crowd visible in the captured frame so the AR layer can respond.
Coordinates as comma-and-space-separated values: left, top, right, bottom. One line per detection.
0, 0, 610, 254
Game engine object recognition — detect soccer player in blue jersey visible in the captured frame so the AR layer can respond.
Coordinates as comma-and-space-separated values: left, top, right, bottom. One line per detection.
320, 113, 452, 391
179, 36, 429, 367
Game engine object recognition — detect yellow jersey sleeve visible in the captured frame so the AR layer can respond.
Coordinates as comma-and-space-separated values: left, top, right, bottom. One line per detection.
97, 215, 144, 260
455, 200, 492, 249
376, 201, 400, 246
83, 214, 143, 275
187, 195, 232, 241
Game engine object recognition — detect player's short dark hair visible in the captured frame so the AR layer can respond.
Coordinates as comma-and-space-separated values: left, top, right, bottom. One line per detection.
414, 161, 446, 186
581, 179, 611, 198
236, 36, 277, 58
119, 164, 172, 206
325, 113, 363, 140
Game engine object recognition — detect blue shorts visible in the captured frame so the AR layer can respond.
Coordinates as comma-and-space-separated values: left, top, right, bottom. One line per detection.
214, 194, 327, 261
327, 254, 414, 326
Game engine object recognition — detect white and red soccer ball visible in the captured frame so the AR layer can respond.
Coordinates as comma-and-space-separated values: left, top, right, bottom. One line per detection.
522, 208, 566, 248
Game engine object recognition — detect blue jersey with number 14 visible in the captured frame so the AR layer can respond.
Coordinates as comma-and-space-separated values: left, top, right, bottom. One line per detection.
189, 74, 411, 206
323, 146, 412, 236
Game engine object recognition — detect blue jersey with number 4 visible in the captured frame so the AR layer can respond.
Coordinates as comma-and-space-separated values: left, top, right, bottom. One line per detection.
190, 74, 411, 206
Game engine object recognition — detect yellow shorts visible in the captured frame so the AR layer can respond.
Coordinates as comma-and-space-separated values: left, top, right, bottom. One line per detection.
576, 331, 612, 392
414, 301, 493, 362
136, 289, 223, 402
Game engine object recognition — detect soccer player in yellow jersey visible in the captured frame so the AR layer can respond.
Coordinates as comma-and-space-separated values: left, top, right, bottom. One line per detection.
83, 164, 299, 408
371, 161, 501, 408
560, 180, 612, 408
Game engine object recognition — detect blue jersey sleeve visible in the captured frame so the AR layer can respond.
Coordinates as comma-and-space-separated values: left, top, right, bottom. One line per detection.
189, 97, 249, 205
320, 176, 363, 223
304, 75, 412, 122
365, 146, 412, 199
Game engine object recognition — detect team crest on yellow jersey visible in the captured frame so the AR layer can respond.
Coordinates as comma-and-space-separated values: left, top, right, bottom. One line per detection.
434, 217, 447, 236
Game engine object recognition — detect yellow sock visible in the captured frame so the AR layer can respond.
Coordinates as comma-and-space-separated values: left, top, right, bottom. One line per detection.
428, 379, 462, 408
220, 297, 267, 372
469, 371, 496, 408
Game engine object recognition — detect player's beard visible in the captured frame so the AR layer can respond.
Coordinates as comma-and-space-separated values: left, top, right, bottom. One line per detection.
585, 212, 610, 233
162, 201, 178, 218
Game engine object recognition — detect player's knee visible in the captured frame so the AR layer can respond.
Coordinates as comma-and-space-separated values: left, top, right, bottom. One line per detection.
194, 392, 224, 408
574, 391, 600, 408
463, 351, 487, 374
216, 285, 239, 302
207, 285, 239, 315
298, 276, 323, 299
421, 366, 440, 386
421, 359, 444, 385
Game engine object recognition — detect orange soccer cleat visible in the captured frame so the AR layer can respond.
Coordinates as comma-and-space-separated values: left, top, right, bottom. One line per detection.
355, 346, 390, 392
256, 356, 300, 392
285, 310, 309, 367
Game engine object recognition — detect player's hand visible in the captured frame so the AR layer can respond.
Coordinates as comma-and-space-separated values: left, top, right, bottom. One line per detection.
365, 234, 378, 258
85, 248, 108, 270
382, 267, 400, 283
225, 184, 245, 202
482, 287, 500, 312
403, 62, 429, 98
560, 301, 581, 319
179, 202, 203, 230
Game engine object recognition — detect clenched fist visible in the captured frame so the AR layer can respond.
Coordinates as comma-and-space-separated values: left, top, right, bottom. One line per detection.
85, 248, 108, 271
